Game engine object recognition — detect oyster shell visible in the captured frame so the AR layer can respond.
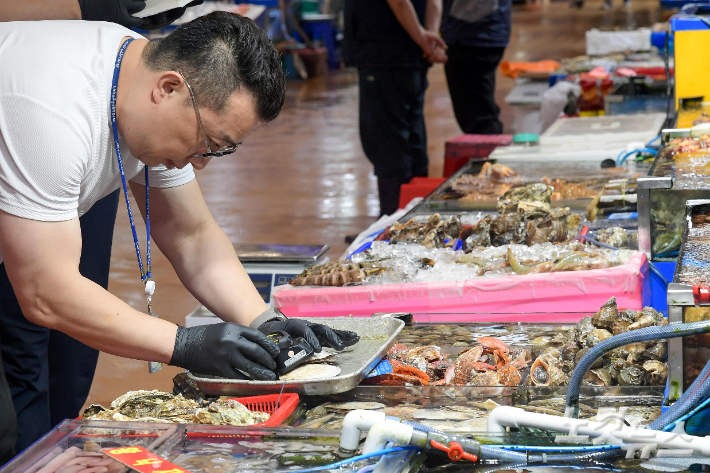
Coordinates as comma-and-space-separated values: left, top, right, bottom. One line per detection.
468, 370, 501, 386
575, 317, 596, 345
586, 328, 612, 348
591, 297, 618, 330
584, 368, 612, 386
111, 390, 175, 418
194, 399, 269, 426
575, 347, 603, 369
618, 365, 644, 386
562, 341, 580, 373
643, 360, 668, 386
642, 341, 667, 361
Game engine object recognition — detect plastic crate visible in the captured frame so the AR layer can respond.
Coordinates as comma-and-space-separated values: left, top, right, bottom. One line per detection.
229, 393, 300, 427
444, 134, 513, 177
399, 177, 446, 208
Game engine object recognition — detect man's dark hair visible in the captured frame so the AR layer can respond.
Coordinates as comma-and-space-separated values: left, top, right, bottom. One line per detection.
143, 11, 285, 122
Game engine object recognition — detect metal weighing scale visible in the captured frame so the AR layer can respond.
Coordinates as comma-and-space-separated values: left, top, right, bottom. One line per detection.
185, 243, 330, 327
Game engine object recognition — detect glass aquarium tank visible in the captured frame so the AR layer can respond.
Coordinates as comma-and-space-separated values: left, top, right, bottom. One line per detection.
667, 199, 710, 394
638, 129, 710, 261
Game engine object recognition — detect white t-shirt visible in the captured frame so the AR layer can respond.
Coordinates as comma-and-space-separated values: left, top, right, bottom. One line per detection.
0, 21, 195, 258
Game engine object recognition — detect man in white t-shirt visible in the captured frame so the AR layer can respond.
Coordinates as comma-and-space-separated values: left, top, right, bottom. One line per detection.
0, 12, 358, 458
0, 0, 205, 461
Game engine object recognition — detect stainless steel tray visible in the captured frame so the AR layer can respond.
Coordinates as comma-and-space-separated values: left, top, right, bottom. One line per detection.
187, 316, 404, 396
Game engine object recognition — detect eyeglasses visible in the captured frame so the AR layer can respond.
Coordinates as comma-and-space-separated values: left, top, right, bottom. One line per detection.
177, 70, 239, 158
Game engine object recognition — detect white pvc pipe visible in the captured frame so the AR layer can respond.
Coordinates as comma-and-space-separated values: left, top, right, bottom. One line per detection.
487, 406, 710, 456
339, 410, 387, 454
362, 420, 414, 455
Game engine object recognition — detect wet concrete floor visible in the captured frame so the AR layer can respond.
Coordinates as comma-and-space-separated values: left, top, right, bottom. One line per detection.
84, 0, 661, 410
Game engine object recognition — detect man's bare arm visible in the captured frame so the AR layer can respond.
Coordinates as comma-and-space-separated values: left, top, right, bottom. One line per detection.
130, 180, 268, 327
0, 0, 81, 21
0, 210, 178, 363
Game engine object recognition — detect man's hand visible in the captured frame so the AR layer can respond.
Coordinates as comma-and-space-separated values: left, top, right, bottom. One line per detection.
77, 0, 146, 28
417, 28, 447, 58
424, 45, 448, 64
257, 319, 360, 353
170, 323, 280, 380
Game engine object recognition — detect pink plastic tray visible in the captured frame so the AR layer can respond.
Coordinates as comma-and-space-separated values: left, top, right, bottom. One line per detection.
272, 252, 650, 323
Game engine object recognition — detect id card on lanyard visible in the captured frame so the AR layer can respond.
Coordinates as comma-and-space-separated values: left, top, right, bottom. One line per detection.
111, 38, 161, 374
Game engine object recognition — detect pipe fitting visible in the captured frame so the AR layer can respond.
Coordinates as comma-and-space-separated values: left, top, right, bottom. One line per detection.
489, 406, 710, 456
362, 420, 414, 455
339, 409, 387, 456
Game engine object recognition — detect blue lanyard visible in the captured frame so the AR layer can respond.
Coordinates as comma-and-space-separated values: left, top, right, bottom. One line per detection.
111, 39, 153, 295
112, 38, 161, 374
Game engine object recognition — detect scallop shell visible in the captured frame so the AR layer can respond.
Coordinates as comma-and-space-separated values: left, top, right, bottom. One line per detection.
279, 364, 341, 381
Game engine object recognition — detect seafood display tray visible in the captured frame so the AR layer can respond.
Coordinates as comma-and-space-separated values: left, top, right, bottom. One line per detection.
415, 159, 642, 213
187, 317, 404, 396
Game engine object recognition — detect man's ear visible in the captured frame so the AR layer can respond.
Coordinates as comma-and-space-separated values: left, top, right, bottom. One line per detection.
152, 71, 183, 105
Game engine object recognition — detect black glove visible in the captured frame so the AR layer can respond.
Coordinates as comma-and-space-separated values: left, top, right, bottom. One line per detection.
258, 319, 360, 353
78, 0, 147, 28
170, 323, 280, 380
138, 0, 204, 30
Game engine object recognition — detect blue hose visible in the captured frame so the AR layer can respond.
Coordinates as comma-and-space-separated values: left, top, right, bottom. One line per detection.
565, 320, 710, 418
651, 356, 710, 430
493, 445, 618, 452
283, 447, 420, 473
616, 147, 657, 166
663, 391, 710, 432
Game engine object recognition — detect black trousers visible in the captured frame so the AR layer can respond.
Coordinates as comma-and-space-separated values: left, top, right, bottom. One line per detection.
358, 67, 429, 216
0, 333, 17, 466
0, 189, 119, 454
358, 67, 429, 179
444, 44, 506, 135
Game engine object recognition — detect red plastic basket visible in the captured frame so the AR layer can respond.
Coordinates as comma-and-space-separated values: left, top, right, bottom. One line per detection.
75, 393, 299, 435
228, 393, 300, 427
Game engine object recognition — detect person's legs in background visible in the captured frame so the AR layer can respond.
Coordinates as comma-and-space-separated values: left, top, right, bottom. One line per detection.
358, 67, 429, 217
444, 44, 506, 135
0, 189, 119, 452
0, 335, 18, 466
408, 69, 430, 179
0, 276, 51, 454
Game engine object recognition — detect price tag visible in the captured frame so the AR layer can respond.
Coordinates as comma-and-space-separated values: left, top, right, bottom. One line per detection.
102, 446, 192, 473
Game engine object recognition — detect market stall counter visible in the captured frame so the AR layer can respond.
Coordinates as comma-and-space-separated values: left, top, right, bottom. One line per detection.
272, 251, 650, 322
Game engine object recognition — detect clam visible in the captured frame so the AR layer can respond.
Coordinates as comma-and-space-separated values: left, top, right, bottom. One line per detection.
592, 297, 618, 330
406, 345, 443, 362
618, 365, 645, 386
